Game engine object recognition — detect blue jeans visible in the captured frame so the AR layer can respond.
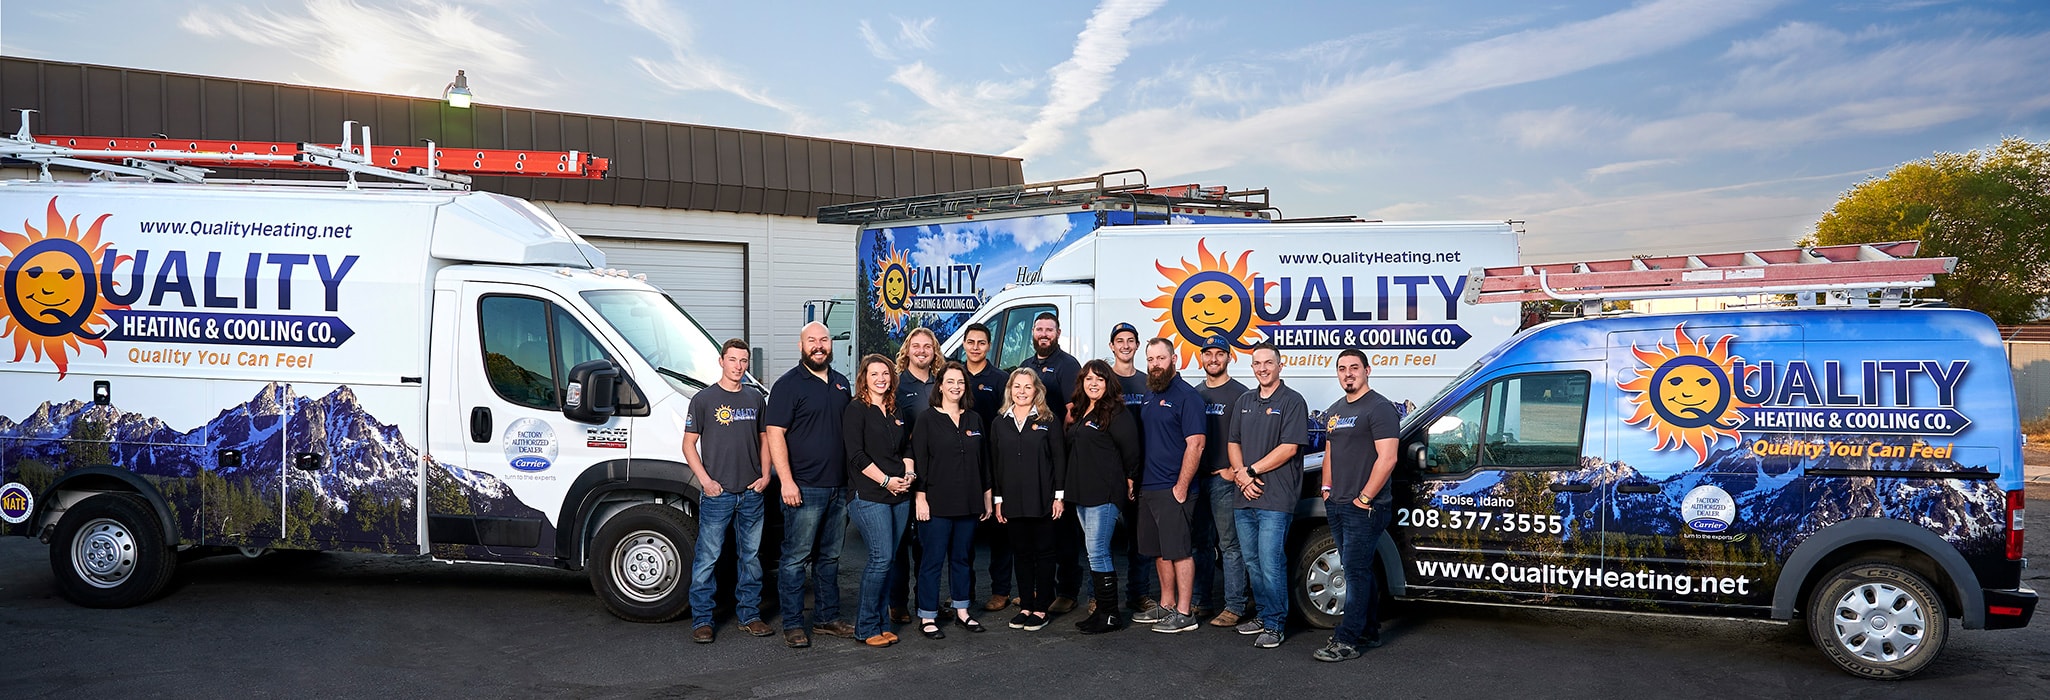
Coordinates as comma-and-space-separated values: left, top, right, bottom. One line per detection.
1235, 507, 1294, 632
1330, 499, 1393, 646
916, 515, 978, 619
1075, 504, 1121, 572
690, 489, 766, 628
848, 498, 910, 639
1204, 475, 1248, 614
777, 486, 846, 630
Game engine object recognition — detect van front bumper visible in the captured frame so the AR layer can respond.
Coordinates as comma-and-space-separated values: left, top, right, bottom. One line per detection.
1982, 586, 2037, 630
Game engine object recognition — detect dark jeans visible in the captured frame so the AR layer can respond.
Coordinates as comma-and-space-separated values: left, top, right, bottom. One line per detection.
1007, 517, 1058, 612
1055, 511, 1084, 599
690, 489, 765, 629
916, 515, 978, 618
1329, 499, 1393, 646
777, 486, 846, 630
1203, 474, 1248, 614
1119, 498, 1156, 604
986, 526, 1015, 598
1235, 507, 1293, 632
849, 498, 910, 639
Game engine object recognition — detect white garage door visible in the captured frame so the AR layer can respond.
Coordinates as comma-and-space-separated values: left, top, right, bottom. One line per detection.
584, 237, 748, 344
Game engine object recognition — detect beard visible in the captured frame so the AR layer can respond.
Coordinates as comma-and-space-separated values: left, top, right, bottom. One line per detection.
1146, 366, 1176, 393
801, 348, 833, 372
1034, 336, 1056, 357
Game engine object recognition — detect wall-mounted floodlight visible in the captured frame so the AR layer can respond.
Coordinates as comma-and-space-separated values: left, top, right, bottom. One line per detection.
444, 70, 472, 108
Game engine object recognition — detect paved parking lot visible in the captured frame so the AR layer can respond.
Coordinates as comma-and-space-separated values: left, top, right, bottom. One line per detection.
4, 485, 2048, 698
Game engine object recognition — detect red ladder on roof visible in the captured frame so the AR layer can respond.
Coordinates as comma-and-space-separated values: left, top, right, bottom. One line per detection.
1465, 241, 1955, 307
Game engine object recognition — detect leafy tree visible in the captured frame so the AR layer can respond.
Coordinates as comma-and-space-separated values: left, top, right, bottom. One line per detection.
1809, 138, 2050, 324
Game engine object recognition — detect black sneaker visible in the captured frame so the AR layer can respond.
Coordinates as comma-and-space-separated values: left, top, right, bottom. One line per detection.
1008, 612, 1031, 629
1021, 613, 1050, 631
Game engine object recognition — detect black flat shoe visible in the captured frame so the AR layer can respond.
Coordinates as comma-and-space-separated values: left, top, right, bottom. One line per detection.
1008, 612, 1031, 629
957, 615, 985, 633
920, 619, 945, 639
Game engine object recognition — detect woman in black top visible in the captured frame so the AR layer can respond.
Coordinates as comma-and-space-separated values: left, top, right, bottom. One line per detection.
844, 354, 914, 647
909, 362, 991, 637
1064, 360, 1143, 634
989, 367, 1065, 631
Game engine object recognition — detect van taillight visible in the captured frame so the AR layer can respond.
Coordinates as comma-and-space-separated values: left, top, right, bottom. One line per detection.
2007, 489, 2025, 561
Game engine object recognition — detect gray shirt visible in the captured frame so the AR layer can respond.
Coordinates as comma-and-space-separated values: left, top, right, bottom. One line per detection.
686, 384, 767, 493
1229, 381, 1309, 513
1323, 390, 1402, 508
1197, 378, 1249, 472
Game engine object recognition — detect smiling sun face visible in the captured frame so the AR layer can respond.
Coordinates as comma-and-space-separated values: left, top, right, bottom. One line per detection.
1, 197, 125, 378
1140, 238, 1262, 367
872, 245, 913, 330
1619, 323, 1752, 465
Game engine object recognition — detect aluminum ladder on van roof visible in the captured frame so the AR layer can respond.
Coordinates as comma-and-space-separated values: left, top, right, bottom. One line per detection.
0, 109, 608, 190
1463, 241, 1957, 311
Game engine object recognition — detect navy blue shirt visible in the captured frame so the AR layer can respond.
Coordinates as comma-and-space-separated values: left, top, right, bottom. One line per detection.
1138, 376, 1206, 491
766, 364, 852, 488
964, 362, 1007, 426
1018, 348, 1080, 422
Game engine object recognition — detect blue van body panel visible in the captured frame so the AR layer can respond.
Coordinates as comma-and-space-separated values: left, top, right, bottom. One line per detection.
1771, 517, 1987, 628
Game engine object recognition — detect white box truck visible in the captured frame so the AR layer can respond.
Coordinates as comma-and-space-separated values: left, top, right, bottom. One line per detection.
0, 173, 729, 621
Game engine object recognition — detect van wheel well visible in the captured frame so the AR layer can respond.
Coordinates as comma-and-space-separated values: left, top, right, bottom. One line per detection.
39, 470, 177, 547
575, 489, 696, 569
1795, 542, 1959, 620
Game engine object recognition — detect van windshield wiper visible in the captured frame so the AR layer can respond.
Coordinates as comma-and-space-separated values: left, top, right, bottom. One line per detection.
656, 367, 708, 389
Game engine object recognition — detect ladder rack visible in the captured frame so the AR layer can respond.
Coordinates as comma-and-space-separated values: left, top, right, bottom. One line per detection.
1465, 241, 1955, 309
816, 168, 1272, 225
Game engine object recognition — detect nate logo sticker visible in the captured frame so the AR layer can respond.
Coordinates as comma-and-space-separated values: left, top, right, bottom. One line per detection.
0, 482, 32, 524
503, 417, 558, 472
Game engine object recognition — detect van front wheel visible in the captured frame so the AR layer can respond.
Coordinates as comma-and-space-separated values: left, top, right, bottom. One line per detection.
1293, 526, 1343, 629
50, 493, 177, 608
588, 504, 697, 623
1806, 560, 1948, 680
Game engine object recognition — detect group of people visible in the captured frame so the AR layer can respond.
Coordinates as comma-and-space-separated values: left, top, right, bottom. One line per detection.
679, 312, 1401, 663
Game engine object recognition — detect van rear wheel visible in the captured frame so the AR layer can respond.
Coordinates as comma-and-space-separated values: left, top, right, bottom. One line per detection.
50, 493, 177, 608
588, 504, 697, 623
1806, 560, 1948, 680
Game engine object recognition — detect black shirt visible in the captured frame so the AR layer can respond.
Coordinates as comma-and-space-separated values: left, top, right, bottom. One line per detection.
1063, 407, 1141, 507
989, 409, 1066, 518
911, 409, 989, 518
898, 369, 935, 425
766, 364, 851, 488
1229, 381, 1310, 513
1324, 390, 1402, 508
843, 401, 911, 505
1114, 368, 1149, 414
1018, 348, 1080, 422
1198, 377, 1249, 473
963, 362, 1007, 427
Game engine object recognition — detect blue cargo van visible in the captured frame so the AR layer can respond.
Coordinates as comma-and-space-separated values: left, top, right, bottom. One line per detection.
1299, 307, 2032, 679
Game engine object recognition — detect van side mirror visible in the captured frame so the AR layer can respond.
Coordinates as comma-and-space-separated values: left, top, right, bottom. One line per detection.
564, 360, 621, 424
1407, 441, 1427, 468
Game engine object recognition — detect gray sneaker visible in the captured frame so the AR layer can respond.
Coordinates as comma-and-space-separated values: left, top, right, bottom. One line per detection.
1151, 611, 1198, 634
1235, 618, 1265, 635
1312, 640, 1362, 662
1131, 604, 1171, 624
1253, 628, 1285, 648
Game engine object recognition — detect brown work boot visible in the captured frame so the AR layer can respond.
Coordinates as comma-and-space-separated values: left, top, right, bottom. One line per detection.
890, 607, 912, 624
815, 620, 858, 639
1208, 609, 1243, 627
984, 594, 1012, 611
1049, 597, 1076, 614
691, 626, 715, 644
784, 628, 811, 648
740, 619, 775, 637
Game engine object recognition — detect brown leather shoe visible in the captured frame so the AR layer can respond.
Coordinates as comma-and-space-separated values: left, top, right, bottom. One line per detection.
890, 607, 912, 624
984, 594, 1012, 611
783, 628, 811, 648
815, 620, 857, 639
691, 626, 715, 644
741, 619, 775, 637
1208, 610, 1242, 627
864, 634, 894, 647
1049, 597, 1076, 614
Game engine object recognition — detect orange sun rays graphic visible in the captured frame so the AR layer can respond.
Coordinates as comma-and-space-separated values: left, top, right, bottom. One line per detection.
1617, 323, 1753, 465
1139, 238, 1263, 368
872, 245, 913, 331
0, 197, 126, 378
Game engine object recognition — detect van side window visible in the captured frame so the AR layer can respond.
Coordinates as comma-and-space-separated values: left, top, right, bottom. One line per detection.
553, 306, 611, 398
994, 304, 1056, 369
1422, 371, 1590, 475
481, 296, 558, 409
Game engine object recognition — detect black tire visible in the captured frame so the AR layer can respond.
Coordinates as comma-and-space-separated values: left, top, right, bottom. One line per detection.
1293, 526, 1343, 629
588, 503, 697, 623
49, 493, 177, 608
1806, 560, 1949, 680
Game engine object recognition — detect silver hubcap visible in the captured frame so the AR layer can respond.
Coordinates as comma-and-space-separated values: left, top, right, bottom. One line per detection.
611, 530, 681, 603
1305, 546, 1346, 615
1832, 582, 1926, 663
72, 518, 138, 589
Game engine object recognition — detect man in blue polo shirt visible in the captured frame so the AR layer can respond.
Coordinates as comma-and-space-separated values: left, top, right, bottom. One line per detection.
1131, 337, 1206, 634
767, 322, 857, 648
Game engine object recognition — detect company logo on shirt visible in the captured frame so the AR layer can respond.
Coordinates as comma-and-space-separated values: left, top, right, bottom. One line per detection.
1205, 403, 1226, 416
1327, 415, 1358, 430
1084, 421, 1100, 430
965, 430, 982, 437
713, 406, 759, 425
1157, 399, 1176, 408
1122, 393, 1145, 405
1032, 423, 1049, 431
1266, 407, 1284, 416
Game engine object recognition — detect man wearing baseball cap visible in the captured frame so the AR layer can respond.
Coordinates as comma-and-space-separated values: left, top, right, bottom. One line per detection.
1104, 321, 1157, 615
1194, 334, 1250, 629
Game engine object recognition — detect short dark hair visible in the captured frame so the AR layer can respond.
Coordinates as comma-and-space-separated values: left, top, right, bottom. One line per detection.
1336, 349, 1369, 368
721, 338, 750, 355
1146, 337, 1174, 352
964, 322, 992, 340
1034, 311, 1060, 328
930, 362, 968, 409
1249, 341, 1280, 359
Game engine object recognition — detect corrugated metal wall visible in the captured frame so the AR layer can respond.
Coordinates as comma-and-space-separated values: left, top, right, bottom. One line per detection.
2010, 341, 2049, 425
0, 57, 1025, 217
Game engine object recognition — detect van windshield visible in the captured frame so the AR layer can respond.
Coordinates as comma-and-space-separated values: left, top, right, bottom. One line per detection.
582, 289, 723, 394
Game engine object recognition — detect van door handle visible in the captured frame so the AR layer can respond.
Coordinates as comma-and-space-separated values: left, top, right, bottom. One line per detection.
1547, 482, 1594, 493
1616, 482, 1661, 494
470, 407, 492, 443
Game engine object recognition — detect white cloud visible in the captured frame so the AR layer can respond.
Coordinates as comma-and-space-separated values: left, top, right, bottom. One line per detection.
858, 20, 894, 60
998, 213, 1076, 252
612, 0, 799, 118
910, 226, 982, 269
1503, 106, 1624, 149
827, 62, 1034, 154
1585, 159, 1681, 178
1006, 0, 1169, 161
179, 0, 545, 99
860, 16, 938, 61
1723, 21, 1846, 60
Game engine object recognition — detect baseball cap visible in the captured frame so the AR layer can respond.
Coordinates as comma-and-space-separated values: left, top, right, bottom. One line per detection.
1110, 322, 1138, 340
1200, 335, 1231, 352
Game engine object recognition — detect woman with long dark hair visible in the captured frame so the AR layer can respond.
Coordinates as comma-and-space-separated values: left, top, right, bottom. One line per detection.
989, 368, 1065, 631
844, 353, 914, 647
910, 362, 991, 637
1064, 359, 1143, 634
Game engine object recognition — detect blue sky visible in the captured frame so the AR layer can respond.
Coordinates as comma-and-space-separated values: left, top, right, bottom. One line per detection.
5, 0, 2047, 263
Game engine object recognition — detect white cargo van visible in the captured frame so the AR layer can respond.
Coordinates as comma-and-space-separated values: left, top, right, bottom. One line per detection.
0, 178, 726, 622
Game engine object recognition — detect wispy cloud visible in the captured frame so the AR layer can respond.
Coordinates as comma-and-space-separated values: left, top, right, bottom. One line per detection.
612, 0, 799, 119
828, 62, 1034, 154
1585, 158, 1681, 178
860, 16, 939, 61
1006, 0, 1168, 161
1503, 106, 1624, 149
1724, 21, 1846, 60
179, 0, 545, 99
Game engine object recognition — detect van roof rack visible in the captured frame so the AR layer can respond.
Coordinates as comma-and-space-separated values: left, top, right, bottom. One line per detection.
816, 168, 1273, 225
0, 109, 608, 191
1466, 241, 1955, 311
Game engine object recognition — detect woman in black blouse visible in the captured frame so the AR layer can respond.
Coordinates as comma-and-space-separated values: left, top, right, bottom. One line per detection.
910, 362, 991, 637
844, 354, 914, 647
1064, 360, 1142, 634
989, 367, 1065, 631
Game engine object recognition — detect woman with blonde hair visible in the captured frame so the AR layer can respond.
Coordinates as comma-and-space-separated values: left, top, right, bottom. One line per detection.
988, 367, 1066, 630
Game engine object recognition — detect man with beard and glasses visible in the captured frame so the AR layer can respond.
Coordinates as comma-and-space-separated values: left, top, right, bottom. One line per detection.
1228, 343, 1309, 649
1102, 322, 1157, 617
1194, 335, 1251, 629
768, 322, 857, 648
1015, 312, 1084, 613
1131, 338, 1206, 634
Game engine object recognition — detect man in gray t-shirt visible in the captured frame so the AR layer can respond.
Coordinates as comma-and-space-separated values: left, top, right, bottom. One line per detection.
1313, 349, 1404, 663
1226, 344, 1308, 648
684, 340, 774, 642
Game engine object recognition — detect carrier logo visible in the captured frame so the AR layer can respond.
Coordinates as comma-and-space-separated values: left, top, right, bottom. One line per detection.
1619, 324, 1753, 465
0, 481, 33, 524
1141, 238, 1263, 366
1680, 485, 1735, 533
871, 243, 981, 331
502, 417, 558, 472
0, 198, 124, 377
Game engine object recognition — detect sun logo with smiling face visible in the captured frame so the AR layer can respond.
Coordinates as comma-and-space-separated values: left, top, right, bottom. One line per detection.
1140, 238, 1263, 367
1, 197, 126, 378
872, 245, 913, 330
1618, 323, 1753, 465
